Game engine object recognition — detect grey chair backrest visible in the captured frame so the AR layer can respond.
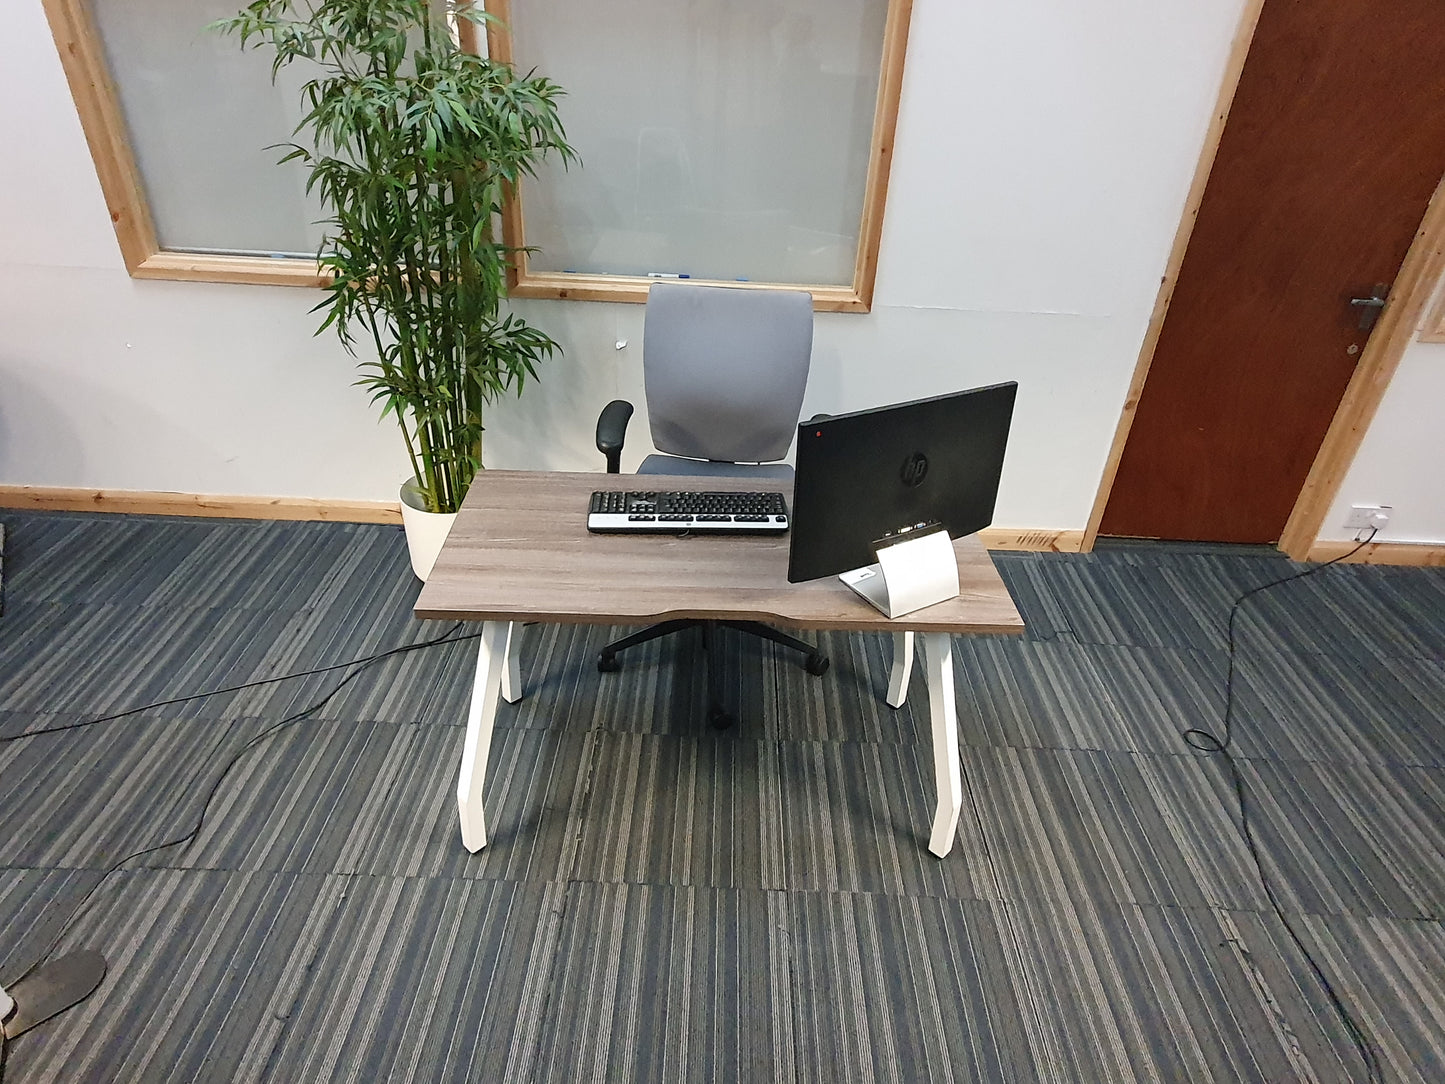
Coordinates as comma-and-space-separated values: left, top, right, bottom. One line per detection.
643, 282, 813, 464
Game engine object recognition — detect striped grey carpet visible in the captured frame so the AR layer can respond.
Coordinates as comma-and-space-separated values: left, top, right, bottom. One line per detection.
1, 512, 1443, 1082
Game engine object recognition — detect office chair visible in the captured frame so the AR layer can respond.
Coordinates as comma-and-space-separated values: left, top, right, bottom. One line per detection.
594, 282, 829, 729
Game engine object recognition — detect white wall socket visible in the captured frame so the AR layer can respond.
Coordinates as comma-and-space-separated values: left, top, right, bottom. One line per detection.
1343, 504, 1392, 530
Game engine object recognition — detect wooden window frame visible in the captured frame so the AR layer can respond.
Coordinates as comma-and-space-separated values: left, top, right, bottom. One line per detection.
475, 0, 914, 314
42, 0, 326, 287
46, 0, 912, 308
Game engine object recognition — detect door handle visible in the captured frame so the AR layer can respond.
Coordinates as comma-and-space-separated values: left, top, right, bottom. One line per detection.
1348, 282, 1389, 330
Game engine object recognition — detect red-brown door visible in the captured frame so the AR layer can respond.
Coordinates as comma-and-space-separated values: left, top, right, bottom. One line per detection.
1100, 0, 1445, 544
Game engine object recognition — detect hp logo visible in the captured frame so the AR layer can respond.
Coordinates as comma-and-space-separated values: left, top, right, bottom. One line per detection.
900, 452, 929, 487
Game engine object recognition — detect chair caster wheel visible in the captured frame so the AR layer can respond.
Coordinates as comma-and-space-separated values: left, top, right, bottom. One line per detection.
805, 653, 830, 676
597, 655, 621, 673
707, 707, 734, 730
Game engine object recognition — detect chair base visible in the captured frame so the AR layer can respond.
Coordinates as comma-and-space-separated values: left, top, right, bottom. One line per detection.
1, 951, 107, 1040
597, 620, 828, 729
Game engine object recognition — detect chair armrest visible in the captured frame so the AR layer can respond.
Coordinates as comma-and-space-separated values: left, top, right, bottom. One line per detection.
596, 399, 635, 473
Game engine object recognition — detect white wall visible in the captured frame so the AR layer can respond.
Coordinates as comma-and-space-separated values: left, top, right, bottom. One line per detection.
17, 0, 1435, 545
1, 0, 401, 501
1322, 289, 1445, 545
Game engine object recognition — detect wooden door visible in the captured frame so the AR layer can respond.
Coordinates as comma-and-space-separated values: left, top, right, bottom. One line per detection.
1100, 0, 1445, 544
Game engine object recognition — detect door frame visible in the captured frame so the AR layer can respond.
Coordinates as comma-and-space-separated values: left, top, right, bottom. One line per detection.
1082, 0, 1445, 560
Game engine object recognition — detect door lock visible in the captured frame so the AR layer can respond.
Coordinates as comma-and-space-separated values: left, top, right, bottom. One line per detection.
1348, 282, 1389, 330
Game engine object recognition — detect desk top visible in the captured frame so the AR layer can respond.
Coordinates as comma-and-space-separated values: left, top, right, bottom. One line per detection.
414, 471, 1025, 634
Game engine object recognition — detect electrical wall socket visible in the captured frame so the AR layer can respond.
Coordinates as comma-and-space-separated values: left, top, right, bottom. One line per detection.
1343, 504, 1392, 530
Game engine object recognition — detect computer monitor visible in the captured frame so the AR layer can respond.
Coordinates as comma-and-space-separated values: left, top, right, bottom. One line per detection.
786, 382, 1018, 583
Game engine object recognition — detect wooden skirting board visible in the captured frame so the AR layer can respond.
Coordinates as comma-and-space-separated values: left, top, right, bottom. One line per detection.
0, 486, 1084, 552
979, 529, 1085, 553
5, 487, 1438, 564
0, 486, 401, 524
1307, 540, 1445, 567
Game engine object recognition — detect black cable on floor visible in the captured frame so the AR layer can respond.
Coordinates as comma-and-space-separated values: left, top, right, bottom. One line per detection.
0, 621, 476, 746
1182, 530, 1384, 1084
0, 620, 481, 1082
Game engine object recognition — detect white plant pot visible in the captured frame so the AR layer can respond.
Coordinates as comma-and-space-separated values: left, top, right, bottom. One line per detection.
399, 480, 458, 582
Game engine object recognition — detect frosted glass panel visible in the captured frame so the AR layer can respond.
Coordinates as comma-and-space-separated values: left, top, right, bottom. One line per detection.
93, 0, 324, 258
509, 0, 888, 286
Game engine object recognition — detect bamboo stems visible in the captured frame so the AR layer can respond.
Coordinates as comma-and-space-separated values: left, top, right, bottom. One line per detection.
216, 0, 575, 513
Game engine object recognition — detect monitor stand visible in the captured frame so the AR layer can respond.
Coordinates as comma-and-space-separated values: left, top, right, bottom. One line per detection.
838, 525, 960, 619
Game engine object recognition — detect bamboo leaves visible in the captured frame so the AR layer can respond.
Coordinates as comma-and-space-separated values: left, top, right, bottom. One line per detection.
215, 0, 574, 513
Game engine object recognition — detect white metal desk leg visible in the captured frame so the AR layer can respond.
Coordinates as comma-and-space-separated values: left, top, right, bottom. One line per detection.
921, 632, 963, 858
458, 620, 509, 852
501, 621, 522, 704
886, 630, 915, 708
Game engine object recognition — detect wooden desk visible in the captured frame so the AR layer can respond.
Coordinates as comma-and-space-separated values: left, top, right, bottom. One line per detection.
415, 470, 1025, 857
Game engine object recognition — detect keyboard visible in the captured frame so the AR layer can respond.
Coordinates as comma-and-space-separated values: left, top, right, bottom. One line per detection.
588, 489, 789, 533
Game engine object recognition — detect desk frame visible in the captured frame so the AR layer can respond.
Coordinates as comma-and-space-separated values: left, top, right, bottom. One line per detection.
416, 471, 1024, 859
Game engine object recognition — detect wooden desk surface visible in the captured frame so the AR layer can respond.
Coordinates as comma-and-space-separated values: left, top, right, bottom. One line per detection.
414, 471, 1025, 634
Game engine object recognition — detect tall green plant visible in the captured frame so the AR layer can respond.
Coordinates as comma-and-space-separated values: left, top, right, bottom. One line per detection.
217, 0, 575, 512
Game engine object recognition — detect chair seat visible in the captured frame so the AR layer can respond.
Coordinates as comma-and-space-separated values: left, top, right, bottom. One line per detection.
637, 454, 794, 481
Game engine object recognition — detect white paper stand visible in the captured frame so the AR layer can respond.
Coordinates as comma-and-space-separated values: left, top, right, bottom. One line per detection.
838, 526, 960, 619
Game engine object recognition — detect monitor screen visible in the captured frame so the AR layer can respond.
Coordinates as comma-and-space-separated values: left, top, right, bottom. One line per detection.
787, 382, 1018, 583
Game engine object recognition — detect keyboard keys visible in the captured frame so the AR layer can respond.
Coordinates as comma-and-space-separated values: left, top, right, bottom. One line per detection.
588, 490, 789, 534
